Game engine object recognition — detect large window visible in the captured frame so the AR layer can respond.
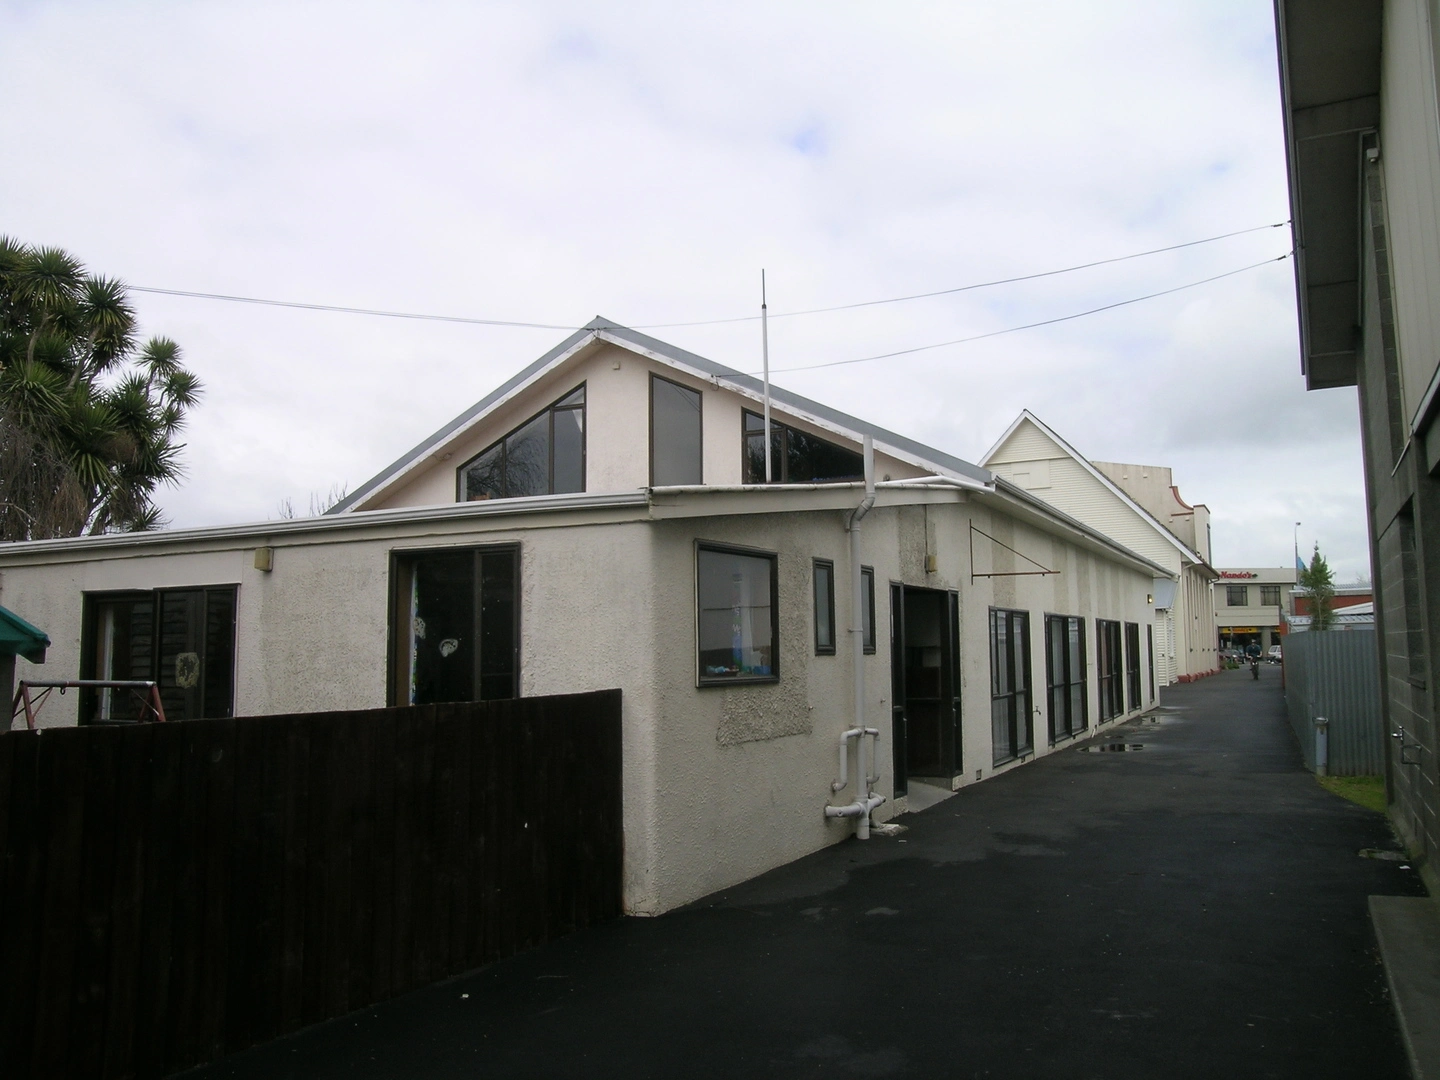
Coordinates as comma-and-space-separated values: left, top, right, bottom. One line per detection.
390, 546, 518, 705
1260, 585, 1282, 607
697, 544, 778, 684
813, 559, 836, 655
1096, 618, 1123, 721
742, 410, 864, 484
651, 374, 702, 486
1045, 614, 1087, 743
1226, 585, 1249, 606
81, 587, 237, 723
990, 608, 1032, 764
1125, 622, 1142, 711
459, 385, 585, 501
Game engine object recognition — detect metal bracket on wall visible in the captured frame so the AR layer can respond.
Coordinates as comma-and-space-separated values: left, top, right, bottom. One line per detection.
1393, 726, 1424, 766
969, 524, 1059, 581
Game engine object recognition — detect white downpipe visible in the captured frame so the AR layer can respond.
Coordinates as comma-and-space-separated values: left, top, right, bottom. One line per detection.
826, 436, 885, 837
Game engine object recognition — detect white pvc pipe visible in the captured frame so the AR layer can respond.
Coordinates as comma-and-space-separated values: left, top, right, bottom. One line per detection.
835, 437, 880, 838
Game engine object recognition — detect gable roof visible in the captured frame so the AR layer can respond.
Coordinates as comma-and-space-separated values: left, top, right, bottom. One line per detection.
979, 409, 1209, 569
331, 317, 992, 513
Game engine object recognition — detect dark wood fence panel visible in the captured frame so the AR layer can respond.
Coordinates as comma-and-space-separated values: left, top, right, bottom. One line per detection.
0, 689, 623, 1080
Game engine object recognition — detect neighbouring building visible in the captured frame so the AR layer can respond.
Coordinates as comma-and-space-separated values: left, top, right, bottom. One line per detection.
1275, 0, 1440, 885
981, 411, 1219, 685
0, 319, 1169, 915
1287, 584, 1378, 633
1213, 567, 1297, 652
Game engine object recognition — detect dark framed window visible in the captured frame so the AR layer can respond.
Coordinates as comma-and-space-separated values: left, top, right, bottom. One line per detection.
1260, 585, 1282, 606
458, 385, 585, 501
1147, 624, 1156, 703
80, 586, 237, 723
813, 559, 836, 655
651, 374, 702, 486
742, 409, 864, 484
990, 608, 1032, 764
1226, 585, 1249, 606
1125, 622, 1142, 711
1096, 618, 1123, 720
1045, 614, 1087, 743
390, 545, 519, 705
861, 566, 876, 653
697, 544, 778, 684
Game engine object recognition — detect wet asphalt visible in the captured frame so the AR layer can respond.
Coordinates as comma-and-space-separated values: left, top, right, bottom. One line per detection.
189, 665, 1426, 1080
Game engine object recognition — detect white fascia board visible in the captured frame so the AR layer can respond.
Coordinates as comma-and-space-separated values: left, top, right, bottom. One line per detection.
977, 411, 1032, 467
982, 480, 1174, 580
988, 410, 1204, 567
346, 333, 603, 511
0, 491, 652, 565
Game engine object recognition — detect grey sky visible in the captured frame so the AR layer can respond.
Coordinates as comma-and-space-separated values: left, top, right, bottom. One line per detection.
0, 1, 1367, 577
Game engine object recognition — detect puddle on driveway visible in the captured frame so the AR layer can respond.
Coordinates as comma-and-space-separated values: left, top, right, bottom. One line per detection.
1081, 743, 1145, 753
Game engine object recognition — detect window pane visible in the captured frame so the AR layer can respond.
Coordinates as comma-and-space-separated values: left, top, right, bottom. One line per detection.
203, 588, 236, 719
157, 591, 203, 722
787, 427, 864, 483
1227, 586, 1248, 606
698, 548, 775, 680
504, 413, 551, 497
553, 407, 585, 494
478, 548, 518, 700
861, 568, 875, 652
408, 551, 476, 705
652, 376, 703, 486
91, 597, 154, 722
813, 562, 835, 652
463, 443, 504, 501
992, 697, 1011, 761
557, 386, 585, 408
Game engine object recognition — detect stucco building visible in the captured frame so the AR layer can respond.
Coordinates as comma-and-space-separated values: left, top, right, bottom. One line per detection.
0, 320, 1167, 914
981, 411, 1219, 685
1275, 0, 1440, 884
1213, 567, 1297, 652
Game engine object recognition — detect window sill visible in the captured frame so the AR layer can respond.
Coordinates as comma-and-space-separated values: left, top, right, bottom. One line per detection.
698, 676, 780, 689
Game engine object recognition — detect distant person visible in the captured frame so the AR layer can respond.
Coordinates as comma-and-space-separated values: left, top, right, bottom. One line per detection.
1245, 642, 1260, 661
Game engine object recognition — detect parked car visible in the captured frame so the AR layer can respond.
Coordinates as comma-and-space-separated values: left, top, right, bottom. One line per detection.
1267, 645, 1283, 664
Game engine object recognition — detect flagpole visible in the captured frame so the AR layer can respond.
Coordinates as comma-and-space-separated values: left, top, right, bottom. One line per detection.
762, 270, 772, 484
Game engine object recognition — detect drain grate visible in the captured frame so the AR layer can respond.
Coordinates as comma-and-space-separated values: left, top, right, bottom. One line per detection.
1081, 742, 1145, 753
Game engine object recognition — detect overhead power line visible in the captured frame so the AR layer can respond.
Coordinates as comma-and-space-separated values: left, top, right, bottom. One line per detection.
129, 221, 1288, 333
638, 222, 1289, 329
127, 286, 582, 331
758, 253, 1291, 376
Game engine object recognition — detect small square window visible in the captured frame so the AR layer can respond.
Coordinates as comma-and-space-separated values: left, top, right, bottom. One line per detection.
1226, 585, 1249, 606
697, 544, 778, 684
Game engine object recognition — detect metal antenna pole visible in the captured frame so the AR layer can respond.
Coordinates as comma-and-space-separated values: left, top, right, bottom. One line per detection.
762, 270, 772, 484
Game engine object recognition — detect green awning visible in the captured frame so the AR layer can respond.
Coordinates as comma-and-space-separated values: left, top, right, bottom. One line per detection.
0, 605, 49, 663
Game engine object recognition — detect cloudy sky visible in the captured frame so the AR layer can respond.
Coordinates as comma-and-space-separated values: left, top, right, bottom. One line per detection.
0, 0, 1369, 578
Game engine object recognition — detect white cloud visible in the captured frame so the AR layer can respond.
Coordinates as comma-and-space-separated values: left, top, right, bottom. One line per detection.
0, 0, 1367, 573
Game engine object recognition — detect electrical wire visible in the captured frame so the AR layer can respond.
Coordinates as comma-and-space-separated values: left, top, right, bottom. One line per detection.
635, 222, 1288, 328
757, 253, 1291, 376
129, 222, 1288, 334
127, 286, 582, 331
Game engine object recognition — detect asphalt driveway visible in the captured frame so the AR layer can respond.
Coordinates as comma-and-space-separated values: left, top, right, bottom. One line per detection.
188, 666, 1423, 1080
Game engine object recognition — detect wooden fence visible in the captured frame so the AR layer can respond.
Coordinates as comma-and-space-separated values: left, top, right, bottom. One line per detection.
0, 690, 624, 1079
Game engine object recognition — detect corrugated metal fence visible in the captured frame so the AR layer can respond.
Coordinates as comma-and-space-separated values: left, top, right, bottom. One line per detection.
1283, 629, 1385, 775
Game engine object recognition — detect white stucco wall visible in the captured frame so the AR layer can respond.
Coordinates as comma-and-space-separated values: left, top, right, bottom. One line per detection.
0, 488, 1157, 916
